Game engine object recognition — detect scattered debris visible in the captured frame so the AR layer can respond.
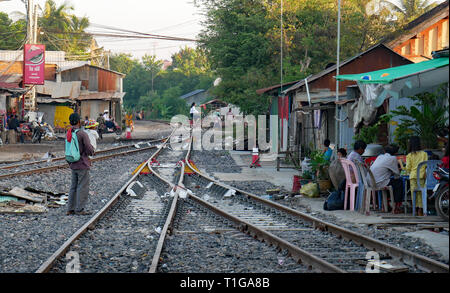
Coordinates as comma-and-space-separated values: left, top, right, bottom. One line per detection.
266, 188, 280, 195
0, 201, 47, 214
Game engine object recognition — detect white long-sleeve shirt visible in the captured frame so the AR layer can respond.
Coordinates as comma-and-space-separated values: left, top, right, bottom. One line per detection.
190, 106, 199, 114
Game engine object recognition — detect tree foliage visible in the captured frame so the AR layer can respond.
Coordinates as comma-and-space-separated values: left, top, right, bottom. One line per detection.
195, 0, 400, 116
0, 0, 91, 54
120, 47, 215, 120
0, 12, 26, 49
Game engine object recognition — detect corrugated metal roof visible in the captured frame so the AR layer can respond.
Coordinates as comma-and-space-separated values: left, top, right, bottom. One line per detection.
282, 43, 409, 94
35, 81, 81, 99
180, 89, 205, 99
76, 91, 124, 101
59, 64, 126, 77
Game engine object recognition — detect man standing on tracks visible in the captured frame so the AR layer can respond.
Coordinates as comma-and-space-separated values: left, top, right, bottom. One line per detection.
66, 113, 95, 216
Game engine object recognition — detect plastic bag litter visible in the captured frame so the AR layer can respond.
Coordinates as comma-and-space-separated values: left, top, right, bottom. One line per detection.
300, 182, 319, 198
301, 158, 312, 174
178, 189, 188, 199
154, 227, 162, 234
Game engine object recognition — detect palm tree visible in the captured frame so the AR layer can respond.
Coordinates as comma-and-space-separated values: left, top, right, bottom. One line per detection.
382, 0, 439, 24
40, 0, 73, 32
68, 15, 91, 54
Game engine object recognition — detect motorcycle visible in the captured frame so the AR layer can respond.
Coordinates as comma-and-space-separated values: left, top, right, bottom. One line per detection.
103, 120, 122, 135
432, 167, 449, 221
31, 122, 44, 143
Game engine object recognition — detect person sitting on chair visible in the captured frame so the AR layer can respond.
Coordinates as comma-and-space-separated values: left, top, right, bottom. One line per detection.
369, 145, 404, 213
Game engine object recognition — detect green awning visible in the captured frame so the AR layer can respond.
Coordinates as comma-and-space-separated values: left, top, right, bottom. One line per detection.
335, 57, 449, 84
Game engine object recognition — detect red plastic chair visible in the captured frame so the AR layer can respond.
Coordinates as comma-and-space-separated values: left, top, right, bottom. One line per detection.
339, 158, 360, 211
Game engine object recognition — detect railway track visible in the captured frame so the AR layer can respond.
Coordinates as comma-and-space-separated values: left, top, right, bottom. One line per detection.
35, 128, 179, 273
35, 126, 449, 273
178, 141, 449, 273
0, 138, 167, 179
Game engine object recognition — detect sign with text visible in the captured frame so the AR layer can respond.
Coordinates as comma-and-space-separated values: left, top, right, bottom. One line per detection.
23, 44, 45, 85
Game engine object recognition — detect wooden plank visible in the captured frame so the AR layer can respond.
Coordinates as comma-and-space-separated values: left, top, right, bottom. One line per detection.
7, 187, 46, 203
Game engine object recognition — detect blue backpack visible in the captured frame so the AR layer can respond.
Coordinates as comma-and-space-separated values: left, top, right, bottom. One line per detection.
65, 129, 81, 163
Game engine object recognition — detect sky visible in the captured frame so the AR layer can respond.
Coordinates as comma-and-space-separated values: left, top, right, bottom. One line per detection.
1, 0, 447, 61
0, 0, 205, 61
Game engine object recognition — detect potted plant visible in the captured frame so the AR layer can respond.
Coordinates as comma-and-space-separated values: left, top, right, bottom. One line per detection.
309, 149, 332, 193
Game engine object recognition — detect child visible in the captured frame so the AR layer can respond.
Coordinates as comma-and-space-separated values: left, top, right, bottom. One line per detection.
323, 139, 332, 161
337, 148, 347, 159
405, 136, 428, 216
84, 120, 99, 152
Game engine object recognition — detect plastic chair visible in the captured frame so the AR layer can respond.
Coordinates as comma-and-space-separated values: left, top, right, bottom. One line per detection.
354, 162, 376, 215
339, 159, 360, 211
367, 169, 395, 213
412, 160, 441, 216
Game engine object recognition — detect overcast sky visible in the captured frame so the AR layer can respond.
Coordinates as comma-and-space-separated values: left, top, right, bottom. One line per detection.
0, 0, 204, 61
1, 0, 447, 61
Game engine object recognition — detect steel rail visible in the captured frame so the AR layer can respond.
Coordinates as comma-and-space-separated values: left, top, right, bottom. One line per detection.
0, 141, 167, 180
0, 138, 167, 171
148, 130, 189, 273
35, 129, 177, 273
182, 139, 345, 273
184, 142, 450, 273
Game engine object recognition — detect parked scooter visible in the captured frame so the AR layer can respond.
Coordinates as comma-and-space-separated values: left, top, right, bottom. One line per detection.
104, 119, 122, 135
432, 167, 449, 221
31, 121, 44, 143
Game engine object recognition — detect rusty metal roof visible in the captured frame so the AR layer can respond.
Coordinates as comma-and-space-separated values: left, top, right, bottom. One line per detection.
282, 43, 409, 95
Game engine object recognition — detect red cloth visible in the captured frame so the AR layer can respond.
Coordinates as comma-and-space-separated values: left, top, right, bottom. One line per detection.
66, 128, 73, 142
441, 156, 449, 169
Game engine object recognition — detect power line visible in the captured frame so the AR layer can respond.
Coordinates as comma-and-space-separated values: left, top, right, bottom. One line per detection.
43, 29, 197, 42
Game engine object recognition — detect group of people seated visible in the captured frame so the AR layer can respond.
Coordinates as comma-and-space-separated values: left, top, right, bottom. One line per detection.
324, 137, 449, 216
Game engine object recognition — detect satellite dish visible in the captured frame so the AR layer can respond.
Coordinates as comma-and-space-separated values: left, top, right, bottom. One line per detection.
213, 77, 222, 87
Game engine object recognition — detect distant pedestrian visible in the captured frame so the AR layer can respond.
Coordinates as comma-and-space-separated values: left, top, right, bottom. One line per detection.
7, 114, 24, 143
190, 102, 198, 127
96, 113, 105, 139
66, 113, 95, 216
84, 120, 100, 151
103, 110, 110, 121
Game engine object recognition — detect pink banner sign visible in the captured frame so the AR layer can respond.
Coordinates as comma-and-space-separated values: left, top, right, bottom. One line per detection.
23, 44, 45, 85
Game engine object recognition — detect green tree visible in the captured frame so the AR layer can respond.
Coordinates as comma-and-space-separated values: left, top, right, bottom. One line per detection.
0, 12, 26, 50
142, 54, 163, 92
171, 46, 211, 76
109, 53, 140, 75
38, 0, 91, 54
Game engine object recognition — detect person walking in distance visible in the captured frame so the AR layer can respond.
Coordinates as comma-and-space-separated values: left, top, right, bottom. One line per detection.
190, 102, 198, 127
66, 113, 94, 215
96, 113, 105, 140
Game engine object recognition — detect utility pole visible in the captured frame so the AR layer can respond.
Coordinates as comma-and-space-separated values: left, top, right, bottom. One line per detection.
24, 0, 38, 111
335, 0, 341, 149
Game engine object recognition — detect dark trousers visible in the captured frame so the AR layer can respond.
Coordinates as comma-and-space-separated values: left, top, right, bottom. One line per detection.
389, 178, 404, 203
68, 169, 90, 212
